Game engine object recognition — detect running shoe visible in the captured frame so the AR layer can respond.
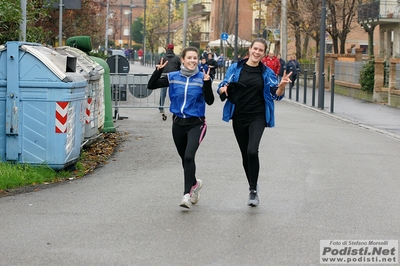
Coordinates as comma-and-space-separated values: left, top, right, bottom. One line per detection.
190, 179, 203, 204
180, 193, 191, 209
248, 189, 259, 207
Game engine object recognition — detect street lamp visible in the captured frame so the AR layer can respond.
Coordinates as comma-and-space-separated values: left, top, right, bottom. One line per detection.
167, 0, 171, 45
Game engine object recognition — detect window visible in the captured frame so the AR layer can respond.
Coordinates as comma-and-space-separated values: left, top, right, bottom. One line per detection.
326, 43, 333, 53
123, 28, 129, 36
255, 19, 265, 32
360, 44, 368, 54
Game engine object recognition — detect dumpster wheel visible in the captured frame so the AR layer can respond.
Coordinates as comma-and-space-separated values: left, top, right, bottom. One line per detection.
162, 114, 167, 121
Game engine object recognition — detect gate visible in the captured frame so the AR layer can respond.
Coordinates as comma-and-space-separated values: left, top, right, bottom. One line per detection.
110, 73, 170, 120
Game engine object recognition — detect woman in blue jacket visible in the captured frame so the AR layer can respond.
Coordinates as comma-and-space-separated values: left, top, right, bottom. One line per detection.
217, 38, 291, 207
148, 46, 214, 209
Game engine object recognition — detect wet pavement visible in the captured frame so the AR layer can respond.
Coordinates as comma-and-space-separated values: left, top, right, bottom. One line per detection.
0, 62, 399, 266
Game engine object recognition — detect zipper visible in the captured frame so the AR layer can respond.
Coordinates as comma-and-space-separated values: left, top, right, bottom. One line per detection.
180, 77, 189, 118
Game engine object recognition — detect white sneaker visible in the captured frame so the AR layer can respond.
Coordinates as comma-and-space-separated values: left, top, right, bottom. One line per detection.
248, 189, 259, 207
180, 193, 191, 209
190, 179, 203, 204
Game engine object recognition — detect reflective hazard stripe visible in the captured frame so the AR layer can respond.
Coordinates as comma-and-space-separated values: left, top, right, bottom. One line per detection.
55, 101, 68, 133
86, 98, 92, 124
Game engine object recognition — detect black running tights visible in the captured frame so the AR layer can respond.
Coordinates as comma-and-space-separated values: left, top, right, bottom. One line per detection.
232, 118, 265, 191
172, 122, 207, 195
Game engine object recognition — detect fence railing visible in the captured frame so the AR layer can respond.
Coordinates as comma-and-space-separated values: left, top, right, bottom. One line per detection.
334, 61, 363, 84
396, 63, 400, 89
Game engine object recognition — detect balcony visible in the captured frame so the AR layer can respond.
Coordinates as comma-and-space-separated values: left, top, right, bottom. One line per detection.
358, 0, 400, 25
193, 0, 211, 14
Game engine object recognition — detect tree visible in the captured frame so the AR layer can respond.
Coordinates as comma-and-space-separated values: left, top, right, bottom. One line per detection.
287, 0, 303, 59
360, 23, 376, 57
131, 17, 143, 44
186, 20, 201, 48
145, 0, 170, 53
0, 0, 52, 45
326, 0, 359, 54
0, 0, 22, 44
299, 0, 322, 57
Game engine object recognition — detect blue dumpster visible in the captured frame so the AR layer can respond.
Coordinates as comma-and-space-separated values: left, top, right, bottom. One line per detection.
0, 42, 87, 170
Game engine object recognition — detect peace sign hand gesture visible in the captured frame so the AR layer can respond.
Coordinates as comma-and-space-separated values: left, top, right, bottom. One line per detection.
276, 70, 292, 96
280, 70, 292, 86
156, 57, 168, 71
203, 68, 211, 81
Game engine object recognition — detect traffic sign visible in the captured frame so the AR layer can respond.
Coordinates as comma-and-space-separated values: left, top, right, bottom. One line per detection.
221, 32, 228, 41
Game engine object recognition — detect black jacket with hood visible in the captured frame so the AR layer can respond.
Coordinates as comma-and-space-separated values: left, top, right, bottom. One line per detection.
161, 50, 181, 74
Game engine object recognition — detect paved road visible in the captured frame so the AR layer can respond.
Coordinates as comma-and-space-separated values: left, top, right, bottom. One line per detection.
1, 63, 399, 265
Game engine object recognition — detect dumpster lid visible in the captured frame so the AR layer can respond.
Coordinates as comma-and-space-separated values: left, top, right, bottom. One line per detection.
21, 45, 71, 81
56, 46, 103, 80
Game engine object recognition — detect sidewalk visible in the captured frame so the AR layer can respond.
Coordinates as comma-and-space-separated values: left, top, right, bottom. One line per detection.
129, 62, 400, 139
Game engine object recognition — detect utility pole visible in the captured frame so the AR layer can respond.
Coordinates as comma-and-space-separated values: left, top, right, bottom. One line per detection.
58, 0, 63, 46
281, 0, 287, 62
318, 0, 327, 109
234, 0, 239, 61
167, 0, 171, 45
129, 0, 133, 50
258, 0, 261, 38
143, 0, 146, 64
220, 0, 225, 53
119, 3, 123, 48
182, 0, 188, 47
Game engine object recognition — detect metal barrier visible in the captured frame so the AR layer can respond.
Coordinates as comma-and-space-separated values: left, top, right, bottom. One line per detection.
396, 63, 400, 89
334, 61, 363, 84
110, 73, 170, 120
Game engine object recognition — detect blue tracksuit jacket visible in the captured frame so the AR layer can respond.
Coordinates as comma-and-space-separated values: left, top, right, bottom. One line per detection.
217, 59, 283, 127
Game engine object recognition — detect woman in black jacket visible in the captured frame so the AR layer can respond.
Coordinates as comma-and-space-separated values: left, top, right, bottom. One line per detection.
206, 53, 218, 80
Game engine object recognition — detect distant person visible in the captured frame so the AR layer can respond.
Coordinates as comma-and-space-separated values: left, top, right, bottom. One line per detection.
202, 45, 211, 60
287, 55, 301, 86
124, 48, 130, 58
158, 44, 181, 114
137, 48, 144, 65
198, 57, 209, 73
277, 53, 286, 83
261, 51, 280, 77
207, 52, 218, 80
233, 54, 242, 63
147, 47, 214, 209
224, 57, 232, 68
351, 44, 356, 55
217, 53, 225, 69
212, 48, 219, 61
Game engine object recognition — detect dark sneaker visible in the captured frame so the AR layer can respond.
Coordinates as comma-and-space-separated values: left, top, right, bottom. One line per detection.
248, 189, 259, 207
190, 179, 203, 204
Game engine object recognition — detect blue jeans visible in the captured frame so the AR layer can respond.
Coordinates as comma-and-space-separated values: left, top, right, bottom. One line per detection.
159, 87, 167, 112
